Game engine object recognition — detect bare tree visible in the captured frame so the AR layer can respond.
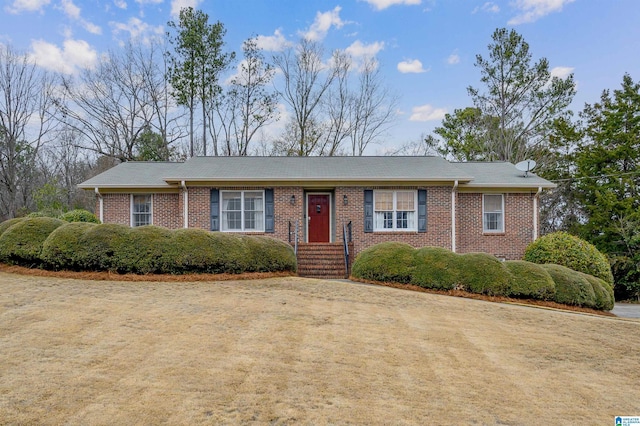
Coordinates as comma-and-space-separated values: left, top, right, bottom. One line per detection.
318, 50, 352, 156
58, 40, 183, 162
273, 39, 338, 156
0, 45, 56, 219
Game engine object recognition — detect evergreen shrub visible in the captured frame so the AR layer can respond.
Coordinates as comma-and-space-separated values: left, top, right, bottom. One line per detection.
456, 252, 512, 296
504, 260, 556, 300
410, 246, 459, 290
541, 264, 597, 307
60, 209, 100, 224
0, 217, 65, 266
0, 218, 25, 237
41, 222, 98, 270
351, 242, 415, 283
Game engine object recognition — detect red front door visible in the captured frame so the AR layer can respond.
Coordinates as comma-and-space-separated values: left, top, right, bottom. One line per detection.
308, 194, 330, 243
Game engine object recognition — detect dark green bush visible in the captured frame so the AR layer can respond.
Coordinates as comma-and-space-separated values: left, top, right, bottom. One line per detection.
410, 246, 459, 290
541, 264, 597, 307
41, 222, 98, 270
76, 223, 130, 271
241, 235, 297, 273
525, 232, 613, 286
158, 229, 238, 274
59, 209, 100, 224
0, 217, 65, 266
351, 242, 415, 283
113, 226, 172, 274
455, 252, 512, 296
504, 260, 556, 300
580, 272, 614, 311
0, 218, 25, 237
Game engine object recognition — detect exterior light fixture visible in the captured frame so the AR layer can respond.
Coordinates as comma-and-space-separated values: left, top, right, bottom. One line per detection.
343, 194, 348, 205
290, 194, 296, 205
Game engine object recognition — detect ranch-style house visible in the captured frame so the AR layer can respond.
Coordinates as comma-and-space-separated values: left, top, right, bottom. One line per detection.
79, 156, 555, 278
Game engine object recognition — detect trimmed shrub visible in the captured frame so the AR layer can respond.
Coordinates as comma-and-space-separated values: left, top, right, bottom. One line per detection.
455, 252, 512, 295
0, 217, 65, 266
351, 242, 415, 283
0, 218, 25, 237
580, 272, 614, 311
60, 209, 100, 224
241, 235, 297, 273
541, 264, 597, 307
41, 222, 98, 270
76, 223, 130, 271
410, 246, 459, 290
158, 229, 237, 274
504, 260, 556, 300
525, 232, 613, 286
113, 225, 172, 274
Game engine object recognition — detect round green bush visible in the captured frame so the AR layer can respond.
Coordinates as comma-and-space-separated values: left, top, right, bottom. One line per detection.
455, 253, 512, 296
0, 217, 65, 266
541, 264, 597, 307
410, 246, 460, 290
41, 222, 98, 270
0, 218, 25, 237
580, 272, 614, 311
504, 260, 556, 300
158, 229, 238, 274
525, 232, 613, 286
113, 225, 172, 274
241, 235, 297, 273
76, 223, 130, 271
59, 209, 100, 224
351, 242, 415, 283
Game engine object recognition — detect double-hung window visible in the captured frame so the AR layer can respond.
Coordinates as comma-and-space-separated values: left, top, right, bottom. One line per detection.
483, 194, 504, 232
132, 194, 152, 227
374, 190, 416, 231
221, 190, 265, 232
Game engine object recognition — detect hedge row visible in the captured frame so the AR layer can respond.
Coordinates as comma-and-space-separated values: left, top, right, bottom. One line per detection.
0, 218, 296, 275
351, 242, 614, 310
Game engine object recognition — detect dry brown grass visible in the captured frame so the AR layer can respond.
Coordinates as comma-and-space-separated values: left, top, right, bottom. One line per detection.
1, 272, 639, 425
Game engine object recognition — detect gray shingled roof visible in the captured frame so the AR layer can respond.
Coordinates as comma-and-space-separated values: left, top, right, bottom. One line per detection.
78, 156, 555, 189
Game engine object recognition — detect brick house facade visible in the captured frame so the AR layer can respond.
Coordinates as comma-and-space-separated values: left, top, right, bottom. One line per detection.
82, 157, 554, 262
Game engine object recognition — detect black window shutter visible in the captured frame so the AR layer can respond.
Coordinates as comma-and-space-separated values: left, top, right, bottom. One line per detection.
210, 189, 219, 231
265, 188, 274, 233
364, 189, 373, 233
418, 189, 427, 233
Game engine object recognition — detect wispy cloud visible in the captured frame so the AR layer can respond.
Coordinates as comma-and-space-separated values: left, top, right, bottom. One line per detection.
508, 0, 575, 25
256, 28, 291, 52
113, 0, 127, 9
397, 59, 428, 73
409, 104, 447, 121
472, 2, 500, 14
5, 0, 50, 14
110, 17, 164, 45
550, 66, 574, 79
29, 38, 98, 74
300, 6, 346, 41
59, 0, 102, 35
170, 0, 202, 18
360, 0, 421, 11
447, 52, 460, 65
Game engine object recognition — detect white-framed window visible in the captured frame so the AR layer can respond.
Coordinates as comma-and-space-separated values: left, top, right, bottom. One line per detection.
131, 194, 152, 227
483, 194, 504, 233
374, 190, 417, 231
221, 190, 265, 232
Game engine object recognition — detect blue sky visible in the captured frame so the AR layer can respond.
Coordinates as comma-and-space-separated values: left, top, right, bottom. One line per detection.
1, 0, 639, 153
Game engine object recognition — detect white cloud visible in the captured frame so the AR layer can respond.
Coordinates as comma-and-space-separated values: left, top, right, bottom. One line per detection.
5, 0, 50, 13
170, 0, 201, 18
300, 6, 346, 41
472, 2, 500, 14
361, 0, 421, 11
256, 28, 291, 52
110, 17, 164, 44
136, 0, 162, 4
114, 0, 127, 9
29, 38, 97, 74
345, 40, 385, 58
447, 52, 460, 65
550, 66, 574, 79
83, 21, 102, 35
409, 104, 447, 121
397, 59, 428, 73
508, 0, 575, 25
56, 0, 102, 35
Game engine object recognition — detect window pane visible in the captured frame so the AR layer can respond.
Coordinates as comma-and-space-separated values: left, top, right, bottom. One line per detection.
396, 191, 414, 211
222, 192, 241, 211
132, 195, 151, 227
484, 212, 502, 231
484, 194, 502, 212
224, 211, 242, 230
375, 192, 393, 210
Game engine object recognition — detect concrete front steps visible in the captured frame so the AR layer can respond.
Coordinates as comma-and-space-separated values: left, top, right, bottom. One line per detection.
296, 243, 353, 279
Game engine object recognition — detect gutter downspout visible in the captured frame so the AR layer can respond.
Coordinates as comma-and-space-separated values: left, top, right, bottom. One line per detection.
533, 186, 542, 241
94, 188, 103, 223
181, 180, 188, 228
451, 180, 458, 253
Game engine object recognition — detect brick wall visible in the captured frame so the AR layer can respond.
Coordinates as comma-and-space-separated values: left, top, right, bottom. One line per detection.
457, 192, 534, 260
102, 194, 129, 225
154, 193, 181, 229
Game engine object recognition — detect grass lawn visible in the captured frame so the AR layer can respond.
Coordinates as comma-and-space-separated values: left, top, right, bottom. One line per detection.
1, 272, 639, 424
